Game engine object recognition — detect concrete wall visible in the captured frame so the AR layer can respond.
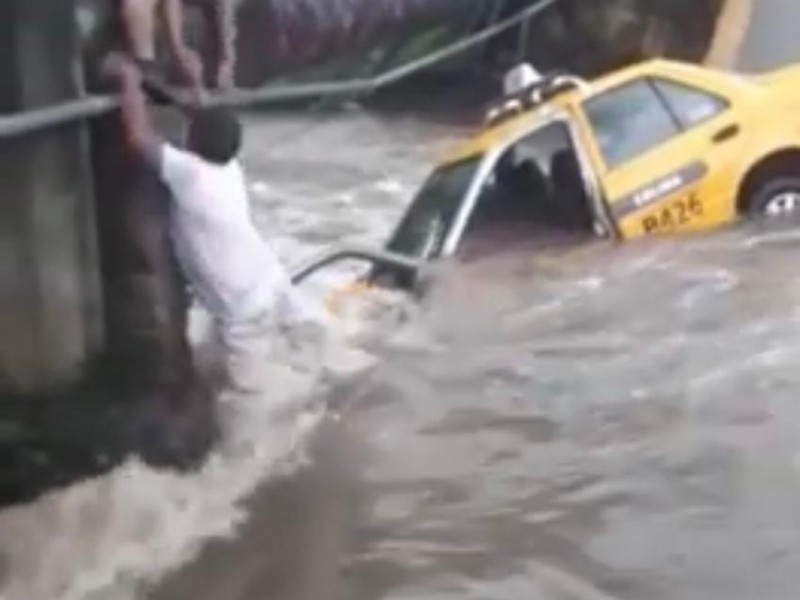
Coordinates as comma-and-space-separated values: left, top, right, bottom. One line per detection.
0, 0, 102, 393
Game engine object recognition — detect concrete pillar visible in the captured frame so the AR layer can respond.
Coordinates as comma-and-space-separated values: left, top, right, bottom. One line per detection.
0, 0, 103, 392
87, 108, 200, 395
82, 18, 217, 467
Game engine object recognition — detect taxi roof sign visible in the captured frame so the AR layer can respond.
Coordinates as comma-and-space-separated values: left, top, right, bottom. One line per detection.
503, 63, 543, 96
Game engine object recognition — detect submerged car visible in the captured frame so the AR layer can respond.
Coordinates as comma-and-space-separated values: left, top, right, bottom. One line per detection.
292, 58, 800, 292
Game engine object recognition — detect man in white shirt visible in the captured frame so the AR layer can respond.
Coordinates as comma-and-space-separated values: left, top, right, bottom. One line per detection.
104, 54, 338, 395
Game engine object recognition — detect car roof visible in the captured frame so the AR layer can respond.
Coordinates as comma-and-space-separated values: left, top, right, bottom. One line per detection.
439, 59, 731, 166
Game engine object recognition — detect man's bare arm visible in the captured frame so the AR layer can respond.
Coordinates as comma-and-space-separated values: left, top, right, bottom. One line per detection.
110, 56, 162, 164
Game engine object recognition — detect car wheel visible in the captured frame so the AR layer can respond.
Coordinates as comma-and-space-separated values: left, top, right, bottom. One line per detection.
747, 177, 800, 218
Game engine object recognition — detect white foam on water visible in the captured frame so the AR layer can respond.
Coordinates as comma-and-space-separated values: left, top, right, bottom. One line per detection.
248, 181, 272, 197
0, 186, 417, 600
0, 109, 457, 600
373, 178, 405, 194
1, 242, 403, 600
743, 227, 800, 248
0, 328, 330, 600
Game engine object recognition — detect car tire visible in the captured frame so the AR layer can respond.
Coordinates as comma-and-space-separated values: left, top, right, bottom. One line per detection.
746, 177, 800, 218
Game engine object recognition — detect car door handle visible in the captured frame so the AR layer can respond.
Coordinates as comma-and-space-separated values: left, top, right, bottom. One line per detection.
712, 124, 740, 144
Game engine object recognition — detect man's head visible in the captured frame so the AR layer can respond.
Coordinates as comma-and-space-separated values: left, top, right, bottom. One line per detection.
186, 108, 242, 164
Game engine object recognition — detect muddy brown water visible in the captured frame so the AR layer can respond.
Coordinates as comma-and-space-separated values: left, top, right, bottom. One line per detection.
160, 108, 800, 600
4, 104, 800, 600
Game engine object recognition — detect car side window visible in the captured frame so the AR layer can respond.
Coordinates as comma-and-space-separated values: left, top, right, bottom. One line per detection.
653, 78, 728, 128
584, 78, 680, 169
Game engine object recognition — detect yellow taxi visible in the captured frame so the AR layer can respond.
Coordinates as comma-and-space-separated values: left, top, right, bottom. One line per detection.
293, 58, 800, 292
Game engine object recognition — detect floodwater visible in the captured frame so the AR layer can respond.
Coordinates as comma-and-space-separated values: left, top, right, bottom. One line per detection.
5, 103, 800, 600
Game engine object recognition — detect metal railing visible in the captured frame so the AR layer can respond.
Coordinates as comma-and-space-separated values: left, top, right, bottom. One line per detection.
0, 0, 563, 139
289, 245, 423, 285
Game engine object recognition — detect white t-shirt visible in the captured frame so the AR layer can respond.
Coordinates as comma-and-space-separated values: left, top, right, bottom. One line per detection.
158, 143, 319, 328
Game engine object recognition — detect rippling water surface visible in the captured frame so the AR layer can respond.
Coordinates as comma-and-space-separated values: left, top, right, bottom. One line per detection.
4, 108, 800, 600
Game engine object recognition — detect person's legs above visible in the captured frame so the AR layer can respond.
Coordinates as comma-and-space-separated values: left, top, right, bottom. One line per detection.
116, 0, 199, 103
119, 0, 160, 63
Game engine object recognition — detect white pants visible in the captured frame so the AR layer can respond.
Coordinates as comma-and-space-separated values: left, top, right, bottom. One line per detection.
219, 289, 375, 399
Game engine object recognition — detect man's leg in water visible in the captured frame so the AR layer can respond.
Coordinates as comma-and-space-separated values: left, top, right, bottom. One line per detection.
218, 308, 329, 422
274, 287, 378, 380
227, 302, 331, 386
220, 288, 375, 406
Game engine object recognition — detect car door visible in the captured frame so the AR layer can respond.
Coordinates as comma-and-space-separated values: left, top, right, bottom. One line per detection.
448, 115, 611, 254
581, 74, 745, 238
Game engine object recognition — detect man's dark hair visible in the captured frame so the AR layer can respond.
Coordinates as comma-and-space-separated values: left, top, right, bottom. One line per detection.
187, 108, 242, 164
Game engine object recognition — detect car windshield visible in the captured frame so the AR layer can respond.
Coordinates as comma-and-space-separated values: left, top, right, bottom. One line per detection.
386, 156, 482, 258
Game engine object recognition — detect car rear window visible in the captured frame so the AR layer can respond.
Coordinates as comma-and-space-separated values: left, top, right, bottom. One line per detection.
584, 79, 681, 169
653, 78, 728, 128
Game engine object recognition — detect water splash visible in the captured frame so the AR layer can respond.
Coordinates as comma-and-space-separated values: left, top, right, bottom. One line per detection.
0, 358, 324, 600
0, 109, 440, 600
8, 96, 800, 600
